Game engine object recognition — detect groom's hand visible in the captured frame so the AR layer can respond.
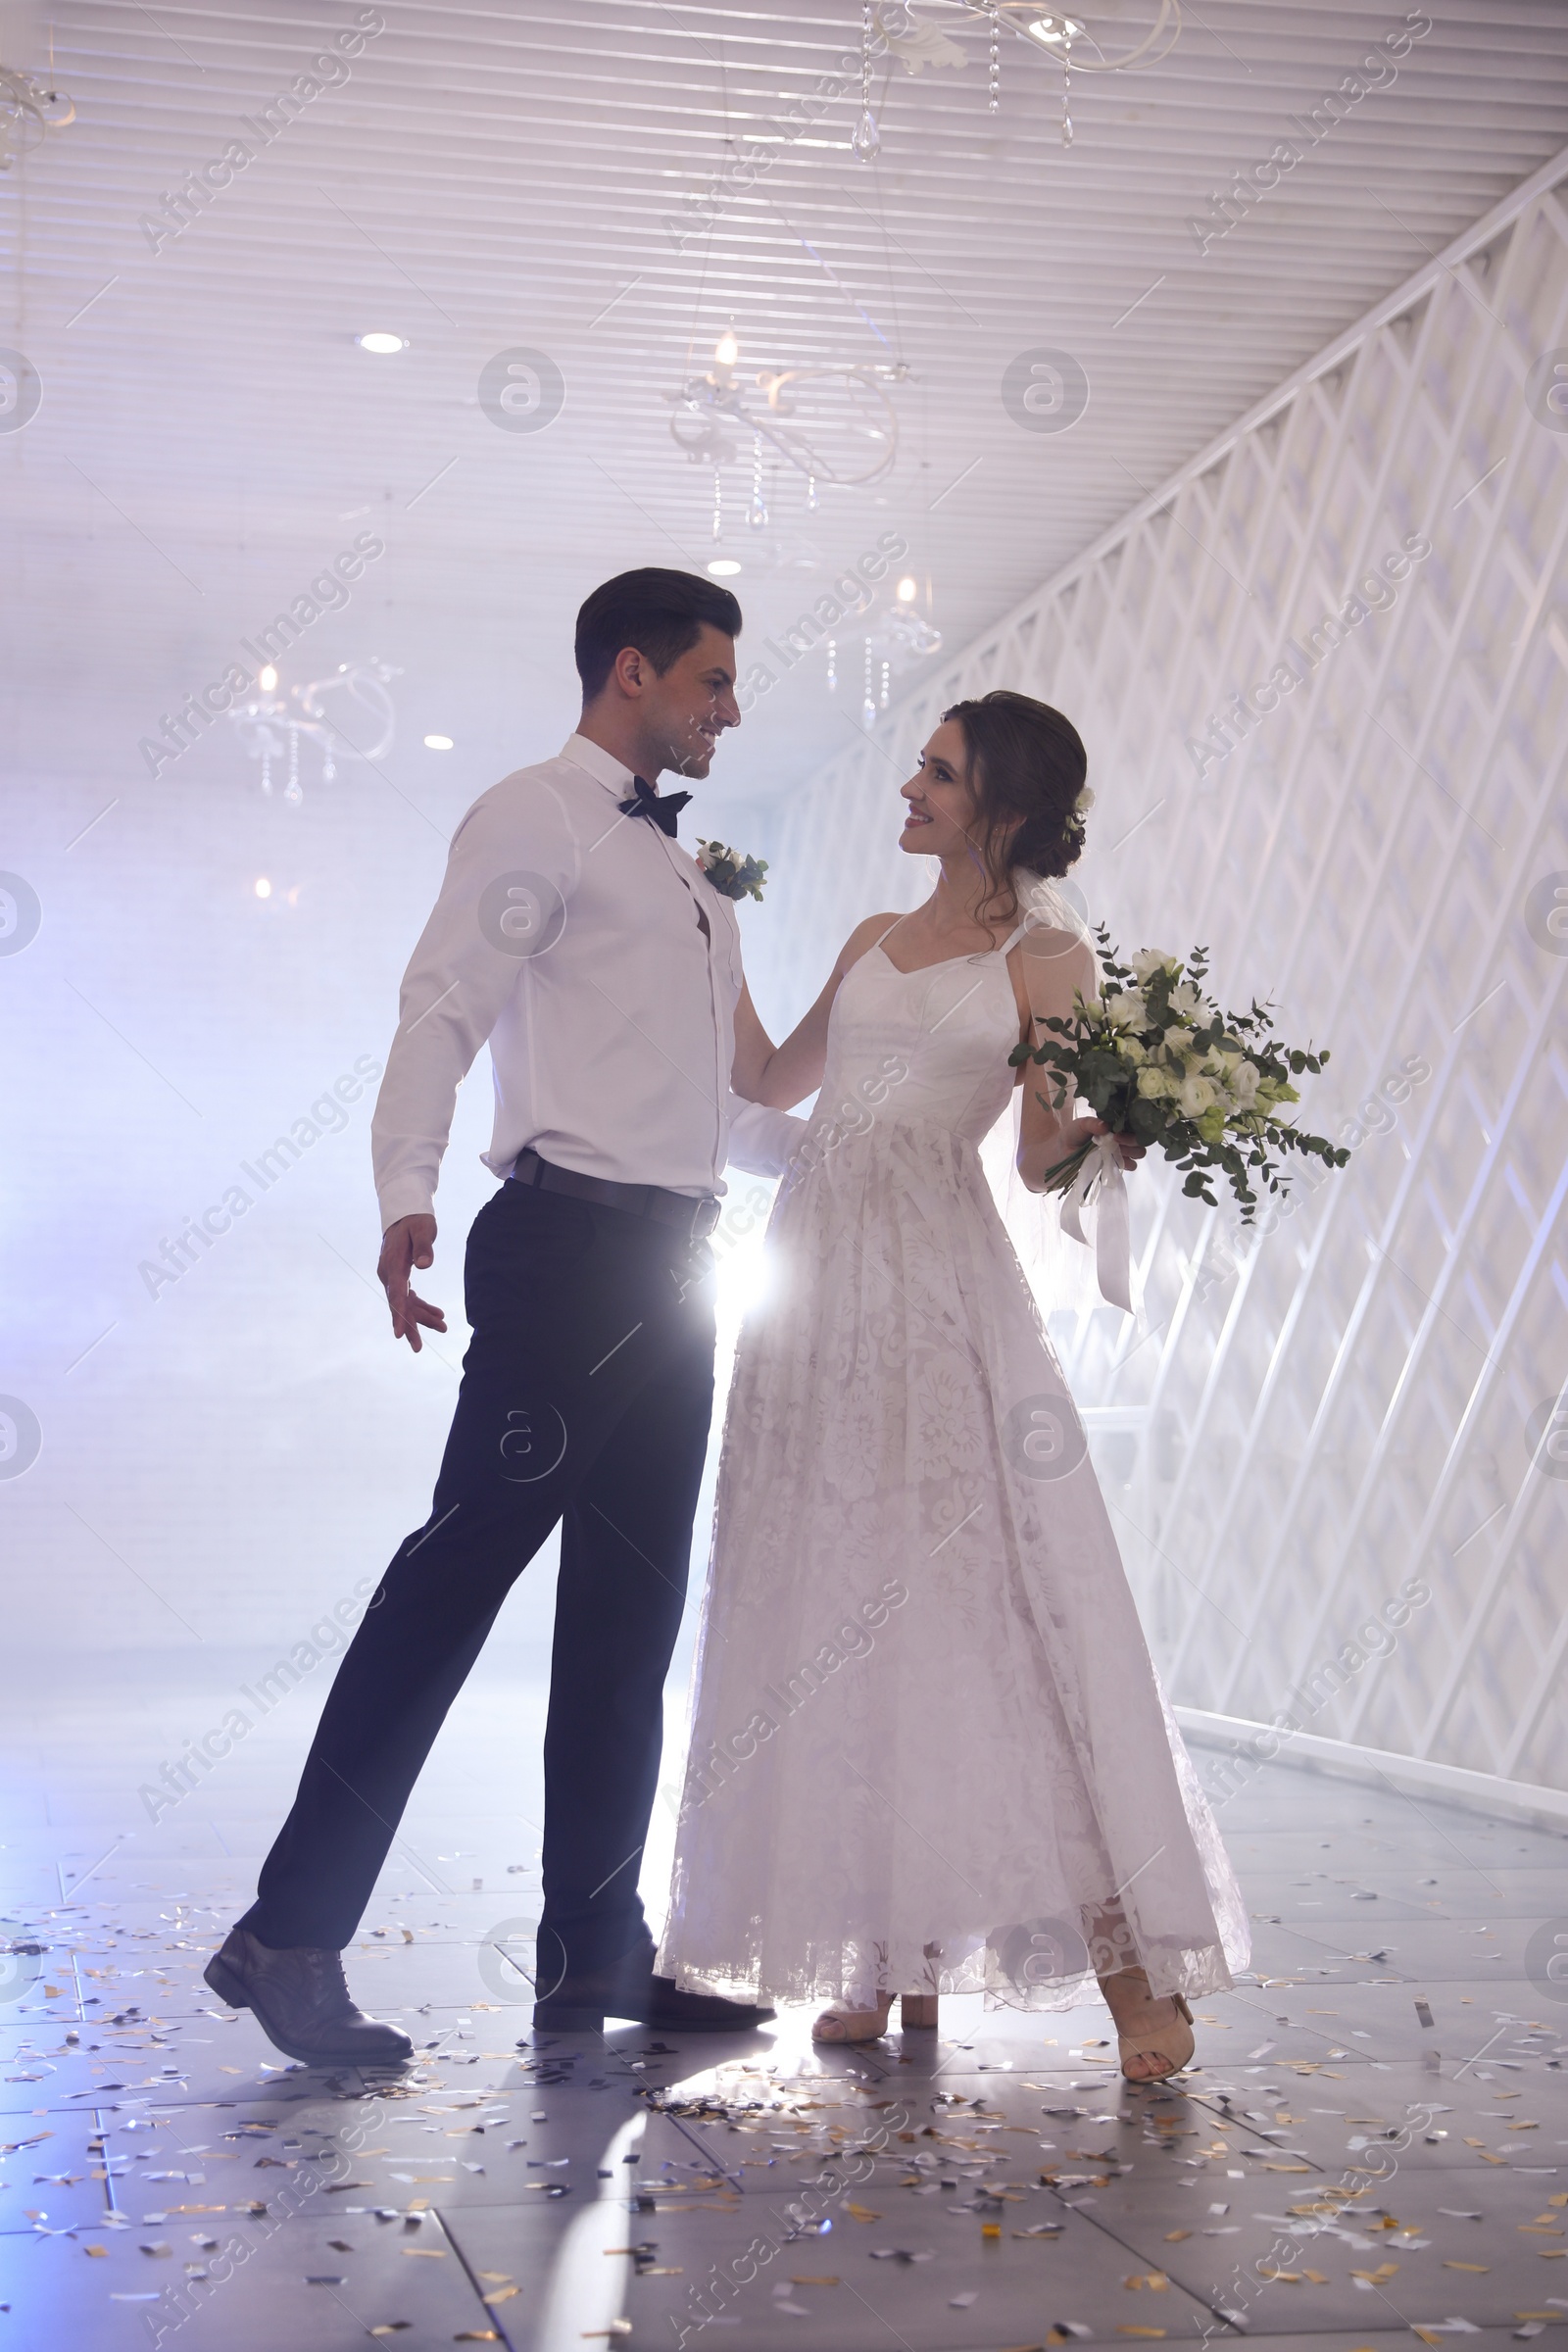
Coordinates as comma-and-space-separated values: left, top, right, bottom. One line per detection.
377, 1214, 448, 1351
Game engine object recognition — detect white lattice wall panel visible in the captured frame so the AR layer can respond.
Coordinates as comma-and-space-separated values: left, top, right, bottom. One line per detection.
753, 163, 1568, 1797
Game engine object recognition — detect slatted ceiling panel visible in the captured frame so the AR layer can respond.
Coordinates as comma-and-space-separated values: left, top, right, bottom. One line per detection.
5, 5, 1568, 791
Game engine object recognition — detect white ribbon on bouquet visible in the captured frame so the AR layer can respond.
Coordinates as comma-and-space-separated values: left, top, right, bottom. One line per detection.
1057, 1132, 1133, 1314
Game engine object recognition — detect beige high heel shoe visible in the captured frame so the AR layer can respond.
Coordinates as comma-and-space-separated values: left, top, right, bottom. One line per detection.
811, 1991, 939, 2043
1099, 1966, 1195, 2082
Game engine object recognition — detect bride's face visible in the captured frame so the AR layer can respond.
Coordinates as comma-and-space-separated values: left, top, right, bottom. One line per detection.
899, 719, 979, 858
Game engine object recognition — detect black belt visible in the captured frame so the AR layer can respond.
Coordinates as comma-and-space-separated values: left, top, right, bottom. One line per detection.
508, 1147, 721, 1240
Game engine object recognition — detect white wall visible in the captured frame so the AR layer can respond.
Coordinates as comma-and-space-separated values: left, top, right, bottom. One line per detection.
748, 161, 1568, 1799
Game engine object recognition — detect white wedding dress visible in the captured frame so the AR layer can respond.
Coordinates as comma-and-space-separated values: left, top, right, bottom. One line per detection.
658, 896, 1250, 2012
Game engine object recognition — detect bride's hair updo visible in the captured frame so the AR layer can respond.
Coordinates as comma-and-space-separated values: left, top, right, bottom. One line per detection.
942, 689, 1088, 924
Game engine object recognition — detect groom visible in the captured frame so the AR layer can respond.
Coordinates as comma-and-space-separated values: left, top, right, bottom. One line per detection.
206, 568, 788, 2060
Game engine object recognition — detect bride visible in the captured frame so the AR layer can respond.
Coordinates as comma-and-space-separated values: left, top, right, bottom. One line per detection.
659, 688, 1250, 2080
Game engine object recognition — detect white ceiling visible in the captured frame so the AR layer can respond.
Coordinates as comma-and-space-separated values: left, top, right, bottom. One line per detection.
4, 0, 1568, 802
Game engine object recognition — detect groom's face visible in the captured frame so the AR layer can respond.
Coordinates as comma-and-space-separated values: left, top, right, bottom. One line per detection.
641, 624, 741, 780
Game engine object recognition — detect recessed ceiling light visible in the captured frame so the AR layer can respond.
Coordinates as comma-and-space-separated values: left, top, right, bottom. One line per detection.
713, 326, 739, 367
708, 559, 742, 577
423, 733, 454, 751
254, 877, 272, 899
258, 664, 277, 692
896, 575, 917, 603
356, 331, 407, 355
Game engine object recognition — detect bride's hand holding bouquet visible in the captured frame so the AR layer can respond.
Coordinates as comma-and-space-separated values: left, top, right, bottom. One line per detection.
1009, 931, 1349, 1306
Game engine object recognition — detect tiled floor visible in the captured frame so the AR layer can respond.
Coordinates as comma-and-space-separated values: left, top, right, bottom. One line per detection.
4, 1659, 1567, 2351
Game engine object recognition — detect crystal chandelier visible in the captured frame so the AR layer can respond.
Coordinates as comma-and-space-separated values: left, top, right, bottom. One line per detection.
670, 332, 908, 537
226, 658, 399, 805
0, 65, 74, 171
864, 2, 1180, 150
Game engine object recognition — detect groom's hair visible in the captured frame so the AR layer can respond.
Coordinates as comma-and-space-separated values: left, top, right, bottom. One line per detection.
575, 568, 743, 701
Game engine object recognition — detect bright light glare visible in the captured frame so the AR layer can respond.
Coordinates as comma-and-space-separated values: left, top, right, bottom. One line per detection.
423, 733, 455, 750
713, 327, 739, 367
356, 331, 406, 354
714, 1230, 774, 1328
1026, 14, 1081, 44
254, 878, 272, 899
707, 559, 742, 577
258, 664, 278, 692
896, 575, 918, 602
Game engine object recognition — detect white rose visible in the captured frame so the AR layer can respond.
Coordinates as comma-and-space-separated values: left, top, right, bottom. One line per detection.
1178, 1073, 1216, 1118
1102, 989, 1146, 1028
1229, 1059, 1260, 1108
1128, 948, 1180, 983
1137, 1065, 1174, 1100
1119, 1036, 1149, 1065
1168, 980, 1205, 1019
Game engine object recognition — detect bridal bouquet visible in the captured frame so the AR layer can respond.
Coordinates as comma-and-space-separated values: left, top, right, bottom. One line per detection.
1008, 933, 1348, 1226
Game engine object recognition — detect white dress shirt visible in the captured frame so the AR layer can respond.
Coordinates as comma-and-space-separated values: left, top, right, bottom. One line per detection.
372, 733, 765, 1230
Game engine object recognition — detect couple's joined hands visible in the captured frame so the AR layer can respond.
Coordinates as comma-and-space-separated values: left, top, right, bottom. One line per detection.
378, 1214, 447, 1351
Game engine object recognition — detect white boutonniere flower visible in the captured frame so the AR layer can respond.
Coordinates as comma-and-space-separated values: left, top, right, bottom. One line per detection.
695, 839, 768, 903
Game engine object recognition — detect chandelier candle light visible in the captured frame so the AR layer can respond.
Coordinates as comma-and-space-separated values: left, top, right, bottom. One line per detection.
1009, 930, 1348, 1310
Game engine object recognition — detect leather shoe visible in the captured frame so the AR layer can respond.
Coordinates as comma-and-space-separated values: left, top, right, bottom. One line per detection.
533, 1949, 774, 2035
204, 1925, 414, 2068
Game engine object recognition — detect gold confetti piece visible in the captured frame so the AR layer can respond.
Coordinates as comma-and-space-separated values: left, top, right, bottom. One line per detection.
401, 1930, 415, 1943
1117, 2330, 1167, 2339
981, 2223, 1002, 2239
369, 2329, 413, 2338
1300, 2271, 1329, 2284
790, 2277, 840, 2286
403, 2247, 446, 2258
84, 2246, 108, 2259
478, 2273, 513, 2285
1444, 2259, 1491, 2273
482, 2289, 518, 2305
844, 2203, 881, 2222
1163, 2230, 1191, 2242
455, 2336, 500, 2343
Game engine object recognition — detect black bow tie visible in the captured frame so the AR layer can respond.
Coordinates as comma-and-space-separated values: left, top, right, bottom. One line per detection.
618, 774, 690, 837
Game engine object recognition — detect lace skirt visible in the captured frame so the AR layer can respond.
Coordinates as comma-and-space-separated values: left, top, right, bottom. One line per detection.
657, 1117, 1250, 2011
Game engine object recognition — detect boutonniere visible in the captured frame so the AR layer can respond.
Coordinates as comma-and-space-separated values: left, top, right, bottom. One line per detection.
695, 839, 768, 903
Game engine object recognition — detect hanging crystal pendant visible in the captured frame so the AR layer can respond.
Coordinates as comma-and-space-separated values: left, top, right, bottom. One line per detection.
748, 430, 767, 528
861, 640, 876, 730
711, 465, 723, 540
988, 6, 1000, 112
826, 636, 837, 691
1062, 57, 1073, 145
852, 107, 880, 162
807, 469, 817, 512
880, 660, 891, 710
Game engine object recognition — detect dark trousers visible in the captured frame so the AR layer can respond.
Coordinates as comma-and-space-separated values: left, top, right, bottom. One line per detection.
240, 1177, 716, 1981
